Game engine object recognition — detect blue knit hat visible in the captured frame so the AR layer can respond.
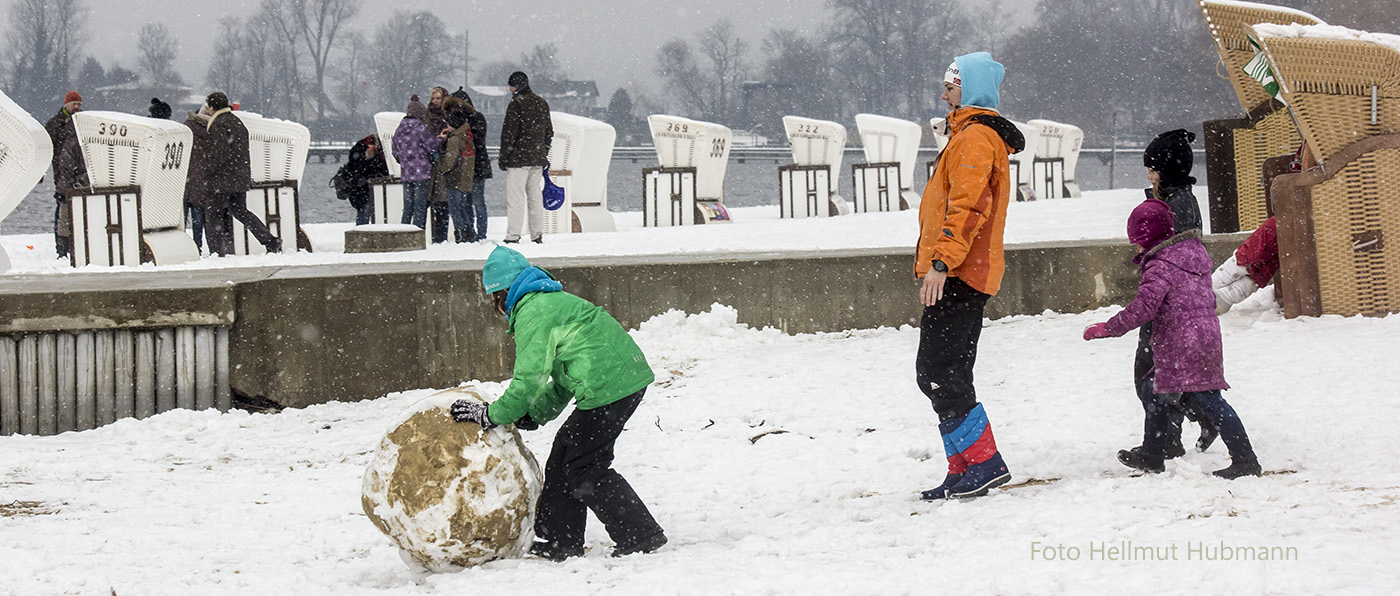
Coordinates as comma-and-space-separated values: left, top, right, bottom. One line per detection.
482, 245, 531, 293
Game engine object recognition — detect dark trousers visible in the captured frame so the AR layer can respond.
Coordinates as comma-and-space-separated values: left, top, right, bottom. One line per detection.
916, 277, 991, 422
186, 203, 206, 250
1144, 390, 1256, 462
535, 389, 662, 551
1135, 323, 1210, 445
430, 201, 450, 244
206, 192, 277, 256
53, 199, 72, 258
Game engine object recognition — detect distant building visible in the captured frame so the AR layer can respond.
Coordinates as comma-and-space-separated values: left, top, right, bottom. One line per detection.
92, 79, 204, 116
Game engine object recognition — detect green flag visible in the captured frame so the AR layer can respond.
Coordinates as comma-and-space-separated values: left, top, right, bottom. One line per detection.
1243, 34, 1285, 105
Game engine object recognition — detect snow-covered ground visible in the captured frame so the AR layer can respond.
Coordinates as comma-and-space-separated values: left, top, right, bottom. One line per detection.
0, 187, 1204, 275
2, 298, 1397, 594
6, 187, 1399, 594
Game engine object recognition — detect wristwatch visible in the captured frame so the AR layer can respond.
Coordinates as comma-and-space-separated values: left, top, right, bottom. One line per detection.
931, 259, 948, 273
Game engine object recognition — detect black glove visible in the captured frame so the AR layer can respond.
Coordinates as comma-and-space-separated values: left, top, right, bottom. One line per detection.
450, 399, 496, 428
53, 192, 66, 203
515, 414, 540, 431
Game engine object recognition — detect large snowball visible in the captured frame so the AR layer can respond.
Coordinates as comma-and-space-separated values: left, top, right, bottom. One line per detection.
362, 387, 543, 571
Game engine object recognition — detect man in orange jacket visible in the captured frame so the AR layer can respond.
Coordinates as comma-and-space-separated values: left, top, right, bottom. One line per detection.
915, 51, 1025, 500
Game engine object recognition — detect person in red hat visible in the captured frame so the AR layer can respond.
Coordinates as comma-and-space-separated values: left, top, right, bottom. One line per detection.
44, 91, 86, 260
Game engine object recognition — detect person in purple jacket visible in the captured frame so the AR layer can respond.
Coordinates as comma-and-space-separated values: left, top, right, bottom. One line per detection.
391, 94, 444, 228
1082, 199, 1261, 479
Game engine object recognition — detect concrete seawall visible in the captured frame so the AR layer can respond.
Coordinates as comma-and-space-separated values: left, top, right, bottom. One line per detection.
0, 234, 1248, 412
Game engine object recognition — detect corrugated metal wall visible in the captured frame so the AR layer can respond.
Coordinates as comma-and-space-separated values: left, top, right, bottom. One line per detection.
0, 326, 229, 436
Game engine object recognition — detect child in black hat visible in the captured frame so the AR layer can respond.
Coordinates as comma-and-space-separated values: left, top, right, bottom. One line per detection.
1120, 128, 1220, 465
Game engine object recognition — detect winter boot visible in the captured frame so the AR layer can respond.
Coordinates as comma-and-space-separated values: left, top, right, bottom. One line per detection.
529, 540, 584, 562
454, 229, 468, 243
1123, 443, 1184, 461
949, 452, 1011, 498
612, 531, 667, 557
1195, 421, 1219, 453
941, 404, 1011, 499
920, 473, 965, 501
921, 413, 972, 500
55, 235, 71, 260
1212, 458, 1262, 480
1117, 448, 1165, 474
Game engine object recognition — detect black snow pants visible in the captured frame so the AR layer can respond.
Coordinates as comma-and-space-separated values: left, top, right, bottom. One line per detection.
915, 277, 991, 422
535, 389, 663, 552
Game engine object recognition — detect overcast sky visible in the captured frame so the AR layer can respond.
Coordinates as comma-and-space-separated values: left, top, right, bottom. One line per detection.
40, 0, 1035, 100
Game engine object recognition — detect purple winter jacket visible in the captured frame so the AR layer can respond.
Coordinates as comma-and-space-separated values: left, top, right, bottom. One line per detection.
391, 117, 440, 182
1104, 230, 1229, 393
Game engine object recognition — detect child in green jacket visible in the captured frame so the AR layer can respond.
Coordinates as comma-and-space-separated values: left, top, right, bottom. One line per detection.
452, 245, 666, 561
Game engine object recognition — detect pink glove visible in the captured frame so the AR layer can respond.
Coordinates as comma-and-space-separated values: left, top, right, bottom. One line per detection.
1082, 323, 1113, 341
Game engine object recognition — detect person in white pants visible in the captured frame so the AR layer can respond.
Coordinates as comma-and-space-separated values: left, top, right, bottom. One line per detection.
498, 71, 553, 244
505, 166, 545, 243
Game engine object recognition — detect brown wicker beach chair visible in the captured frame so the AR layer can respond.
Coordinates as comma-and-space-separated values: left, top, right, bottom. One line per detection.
1259, 29, 1400, 317
1198, 1, 1320, 233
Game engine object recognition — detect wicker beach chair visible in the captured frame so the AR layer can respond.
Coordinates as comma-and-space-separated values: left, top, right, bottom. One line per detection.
1198, 1, 1320, 233
1255, 26, 1400, 317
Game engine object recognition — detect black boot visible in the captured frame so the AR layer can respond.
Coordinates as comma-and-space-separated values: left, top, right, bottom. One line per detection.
528, 540, 583, 562
1196, 422, 1219, 453
1213, 458, 1262, 480
611, 531, 667, 557
1117, 448, 1165, 474
454, 229, 468, 243
55, 235, 71, 260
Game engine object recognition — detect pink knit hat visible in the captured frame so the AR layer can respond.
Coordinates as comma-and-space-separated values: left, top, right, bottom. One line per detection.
1127, 199, 1174, 249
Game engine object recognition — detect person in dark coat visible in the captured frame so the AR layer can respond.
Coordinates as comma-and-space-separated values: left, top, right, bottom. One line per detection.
1083, 199, 1261, 479
1123, 128, 1219, 460
426, 86, 452, 243
436, 107, 476, 242
45, 91, 85, 259
182, 107, 213, 251
148, 97, 172, 120
151, 97, 204, 251
201, 91, 281, 256
453, 87, 492, 241
343, 134, 389, 225
498, 71, 552, 243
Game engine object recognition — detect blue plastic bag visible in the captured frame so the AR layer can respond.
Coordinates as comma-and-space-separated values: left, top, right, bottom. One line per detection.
543, 162, 565, 211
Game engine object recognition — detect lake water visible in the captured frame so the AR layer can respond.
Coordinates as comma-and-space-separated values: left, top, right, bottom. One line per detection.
1, 149, 1149, 235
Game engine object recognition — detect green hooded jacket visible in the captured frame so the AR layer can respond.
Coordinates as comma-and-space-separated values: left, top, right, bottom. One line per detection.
486, 290, 654, 426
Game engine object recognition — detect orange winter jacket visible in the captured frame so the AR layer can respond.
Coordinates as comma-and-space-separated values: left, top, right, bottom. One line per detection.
915, 107, 1017, 295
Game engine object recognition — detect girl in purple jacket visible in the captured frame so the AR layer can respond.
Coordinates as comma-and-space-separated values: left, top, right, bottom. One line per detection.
391, 94, 443, 229
1083, 199, 1261, 479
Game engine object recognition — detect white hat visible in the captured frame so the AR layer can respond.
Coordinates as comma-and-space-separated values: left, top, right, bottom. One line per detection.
944, 60, 961, 87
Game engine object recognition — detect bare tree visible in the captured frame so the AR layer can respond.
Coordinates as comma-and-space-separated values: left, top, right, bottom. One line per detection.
137, 22, 182, 87
477, 44, 568, 90
257, 0, 308, 119
205, 17, 244, 96
1002, 0, 1231, 139
699, 19, 749, 126
655, 18, 750, 125
368, 10, 457, 109
333, 31, 370, 120
760, 29, 836, 121
260, 0, 361, 119
655, 39, 710, 117
827, 0, 967, 118
2, 0, 88, 112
